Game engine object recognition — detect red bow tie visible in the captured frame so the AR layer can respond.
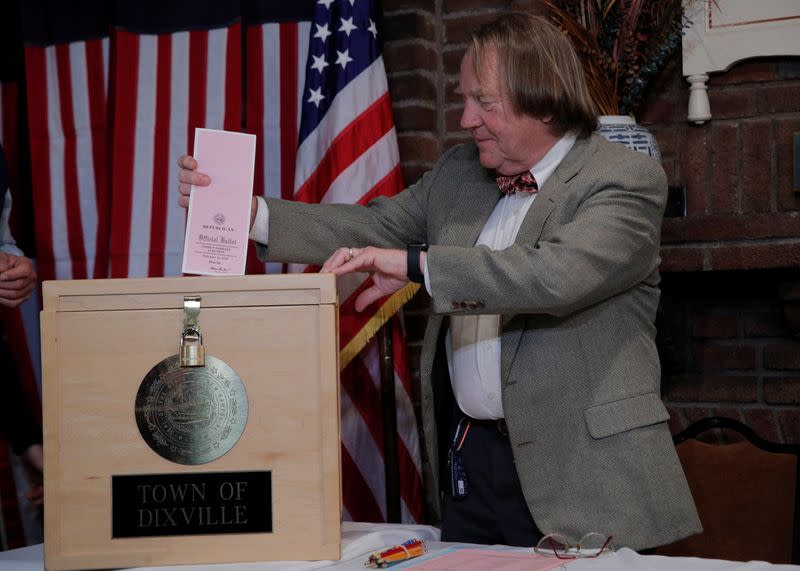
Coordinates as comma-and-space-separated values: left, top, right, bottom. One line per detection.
496, 171, 538, 196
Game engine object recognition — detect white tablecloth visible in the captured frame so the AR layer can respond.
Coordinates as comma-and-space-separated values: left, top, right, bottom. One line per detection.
0, 522, 797, 570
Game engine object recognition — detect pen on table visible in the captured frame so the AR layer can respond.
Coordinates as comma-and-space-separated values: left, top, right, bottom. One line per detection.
364, 538, 426, 568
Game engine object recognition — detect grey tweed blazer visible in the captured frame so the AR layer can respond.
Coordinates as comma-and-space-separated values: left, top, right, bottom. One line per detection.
259, 133, 702, 550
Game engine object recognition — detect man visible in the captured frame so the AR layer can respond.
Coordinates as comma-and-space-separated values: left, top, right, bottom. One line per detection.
0, 143, 43, 507
178, 12, 700, 550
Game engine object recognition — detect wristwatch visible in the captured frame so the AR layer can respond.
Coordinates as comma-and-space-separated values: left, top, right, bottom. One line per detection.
406, 243, 429, 284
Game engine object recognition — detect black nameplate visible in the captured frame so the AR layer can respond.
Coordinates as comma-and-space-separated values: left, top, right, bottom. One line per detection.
112, 471, 271, 538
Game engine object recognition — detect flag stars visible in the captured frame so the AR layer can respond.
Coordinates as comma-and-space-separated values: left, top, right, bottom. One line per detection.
339, 17, 358, 37
314, 23, 332, 42
307, 86, 326, 107
310, 54, 329, 74
317, 0, 335, 9
335, 49, 353, 70
367, 19, 378, 38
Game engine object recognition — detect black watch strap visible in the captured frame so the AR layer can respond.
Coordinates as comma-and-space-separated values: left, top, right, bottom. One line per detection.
407, 243, 428, 284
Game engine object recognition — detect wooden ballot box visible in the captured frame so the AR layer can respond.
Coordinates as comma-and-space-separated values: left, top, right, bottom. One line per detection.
40, 275, 341, 570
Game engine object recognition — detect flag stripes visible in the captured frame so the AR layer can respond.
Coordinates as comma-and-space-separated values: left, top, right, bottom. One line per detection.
54, 44, 89, 280
108, 30, 139, 278
244, 21, 311, 275
390, 315, 424, 524
147, 34, 174, 277
279, 23, 300, 204
244, 24, 268, 275
341, 440, 384, 522
295, 93, 395, 204
110, 25, 241, 278
340, 325, 423, 524
294, 58, 392, 192
294, 0, 422, 524
12, 2, 424, 531
324, 128, 401, 206
0, 84, 20, 205
24, 39, 109, 281
84, 39, 110, 279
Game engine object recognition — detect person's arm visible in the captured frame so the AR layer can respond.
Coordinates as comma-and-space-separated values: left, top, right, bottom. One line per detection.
328, 148, 667, 317
425, 154, 667, 316
258, 145, 466, 266
177, 147, 463, 265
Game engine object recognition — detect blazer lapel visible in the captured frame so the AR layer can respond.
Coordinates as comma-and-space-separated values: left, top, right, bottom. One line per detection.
438, 178, 501, 247
501, 135, 598, 385
514, 134, 597, 247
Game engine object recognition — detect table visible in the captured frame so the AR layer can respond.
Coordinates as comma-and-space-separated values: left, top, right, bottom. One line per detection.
0, 522, 797, 570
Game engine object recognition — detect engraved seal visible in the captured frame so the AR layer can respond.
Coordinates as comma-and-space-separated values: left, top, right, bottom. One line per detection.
135, 355, 248, 465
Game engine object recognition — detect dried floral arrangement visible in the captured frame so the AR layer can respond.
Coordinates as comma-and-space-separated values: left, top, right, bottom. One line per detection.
544, 0, 692, 116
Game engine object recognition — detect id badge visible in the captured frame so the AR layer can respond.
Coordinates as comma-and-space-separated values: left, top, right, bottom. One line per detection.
448, 448, 469, 499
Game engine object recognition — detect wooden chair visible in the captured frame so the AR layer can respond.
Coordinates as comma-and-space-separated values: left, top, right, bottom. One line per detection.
656, 417, 799, 564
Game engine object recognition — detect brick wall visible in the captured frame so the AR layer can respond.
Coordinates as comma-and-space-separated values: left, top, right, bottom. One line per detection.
643, 59, 800, 272
381, 0, 800, 444
658, 270, 800, 444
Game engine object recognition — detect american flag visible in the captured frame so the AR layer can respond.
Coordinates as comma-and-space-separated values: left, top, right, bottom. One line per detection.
4, 0, 423, 533
107, 11, 242, 279
289, 0, 423, 523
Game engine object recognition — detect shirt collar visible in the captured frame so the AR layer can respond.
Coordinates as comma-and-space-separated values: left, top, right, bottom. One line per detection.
529, 133, 577, 189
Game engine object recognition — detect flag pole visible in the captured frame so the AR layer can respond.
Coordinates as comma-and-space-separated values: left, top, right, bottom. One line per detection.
379, 320, 401, 523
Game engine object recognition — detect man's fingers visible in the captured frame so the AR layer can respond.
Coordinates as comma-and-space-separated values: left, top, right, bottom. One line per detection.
178, 169, 210, 187
0, 278, 30, 290
354, 286, 383, 312
331, 248, 377, 276
177, 160, 210, 208
321, 247, 348, 273
177, 154, 198, 170
176, 155, 210, 209
331, 257, 367, 276
322, 247, 363, 273
0, 266, 33, 281
0, 278, 34, 293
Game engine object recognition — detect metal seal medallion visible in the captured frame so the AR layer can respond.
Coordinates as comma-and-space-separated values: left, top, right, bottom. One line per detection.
135, 355, 248, 465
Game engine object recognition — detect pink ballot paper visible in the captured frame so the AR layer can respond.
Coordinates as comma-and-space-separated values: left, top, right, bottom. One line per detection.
182, 128, 256, 276
400, 548, 566, 570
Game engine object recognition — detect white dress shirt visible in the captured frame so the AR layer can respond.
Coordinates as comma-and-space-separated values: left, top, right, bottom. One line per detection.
248, 134, 577, 419
435, 134, 576, 419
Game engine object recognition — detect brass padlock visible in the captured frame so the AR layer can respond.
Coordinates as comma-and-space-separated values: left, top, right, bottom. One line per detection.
179, 295, 205, 367
179, 327, 205, 367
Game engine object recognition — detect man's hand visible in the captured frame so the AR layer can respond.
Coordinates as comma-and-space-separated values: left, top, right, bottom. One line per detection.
177, 155, 259, 231
321, 247, 420, 312
176, 155, 211, 208
0, 252, 36, 307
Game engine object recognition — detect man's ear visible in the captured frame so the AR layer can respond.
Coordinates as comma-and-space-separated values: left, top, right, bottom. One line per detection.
541, 115, 553, 124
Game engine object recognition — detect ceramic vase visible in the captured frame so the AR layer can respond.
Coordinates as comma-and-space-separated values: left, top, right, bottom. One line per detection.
596, 115, 661, 161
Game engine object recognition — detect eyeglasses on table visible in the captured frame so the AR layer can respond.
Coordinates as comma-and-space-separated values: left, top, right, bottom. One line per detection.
533, 532, 614, 559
